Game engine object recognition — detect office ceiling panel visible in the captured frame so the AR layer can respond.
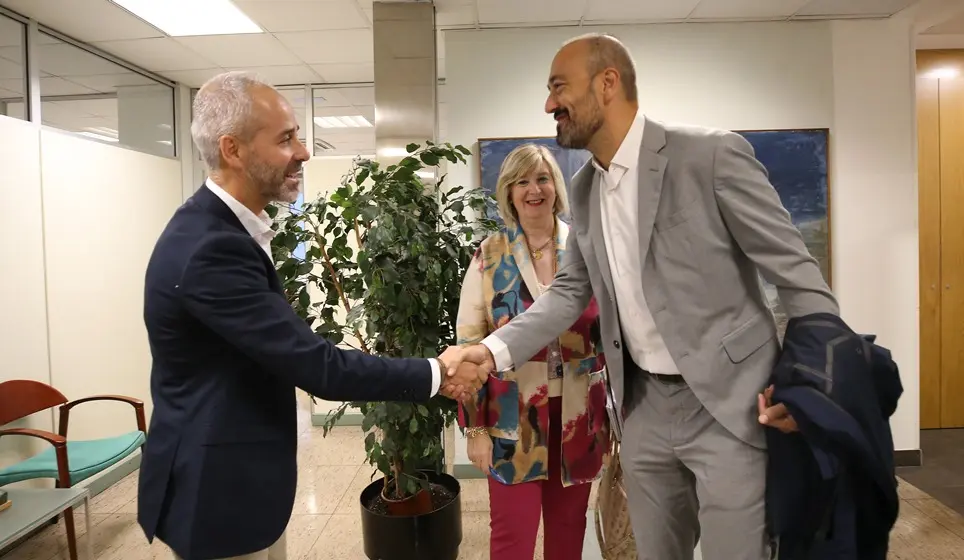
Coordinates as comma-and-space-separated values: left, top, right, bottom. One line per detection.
276, 29, 374, 65
68, 72, 159, 92
689, 0, 811, 21
310, 62, 375, 83
924, 11, 964, 34
585, 0, 701, 22
794, 0, 918, 18
236, 0, 370, 32
174, 34, 303, 68
91, 38, 217, 72
0, 0, 163, 42
225, 64, 322, 85
477, 0, 585, 25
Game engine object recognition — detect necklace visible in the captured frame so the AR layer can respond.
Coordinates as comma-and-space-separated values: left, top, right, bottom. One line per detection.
529, 238, 552, 260
528, 221, 558, 261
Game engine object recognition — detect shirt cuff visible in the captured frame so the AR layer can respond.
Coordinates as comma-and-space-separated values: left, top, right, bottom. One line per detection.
428, 358, 441, 397
481, 335, 513, 372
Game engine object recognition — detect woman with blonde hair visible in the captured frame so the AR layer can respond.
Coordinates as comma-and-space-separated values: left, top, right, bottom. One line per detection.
456, 143, 609, 559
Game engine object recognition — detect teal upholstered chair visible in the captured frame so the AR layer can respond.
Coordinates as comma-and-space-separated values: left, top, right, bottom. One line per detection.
0, 379, 147, 560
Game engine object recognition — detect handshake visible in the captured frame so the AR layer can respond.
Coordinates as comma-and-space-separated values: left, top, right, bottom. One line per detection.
436, 344, 496, 401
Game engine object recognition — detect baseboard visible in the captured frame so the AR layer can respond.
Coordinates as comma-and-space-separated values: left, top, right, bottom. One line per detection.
895, 449, 922, 467
452, 463, 486, 480
311, 412, 365, 427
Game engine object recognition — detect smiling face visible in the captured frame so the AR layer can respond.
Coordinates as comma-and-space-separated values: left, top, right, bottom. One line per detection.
545, 41, 605, 150
510, 160, 558, 224
239, 86, 310, 204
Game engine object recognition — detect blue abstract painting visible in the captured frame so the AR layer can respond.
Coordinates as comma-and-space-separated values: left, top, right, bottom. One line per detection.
478, 129, 831, 336
478, 137, 591, 225
737, 128, 830, 335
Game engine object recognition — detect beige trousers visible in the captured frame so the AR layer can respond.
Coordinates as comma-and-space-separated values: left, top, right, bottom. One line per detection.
171, 531, 287, 560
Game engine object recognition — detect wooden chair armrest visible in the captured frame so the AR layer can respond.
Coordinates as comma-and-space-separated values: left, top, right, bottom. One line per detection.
59, 395, 147, 438
0, 427, 67, 446
0, 428, 71, 487
62, 395, 143, 410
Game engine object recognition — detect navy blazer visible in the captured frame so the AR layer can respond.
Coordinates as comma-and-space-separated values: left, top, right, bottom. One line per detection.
138, 185, 434, 559
765, 313, 902, 560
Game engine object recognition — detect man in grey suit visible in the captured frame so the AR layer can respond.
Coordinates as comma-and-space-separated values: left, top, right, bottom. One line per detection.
457, 34, 839, 559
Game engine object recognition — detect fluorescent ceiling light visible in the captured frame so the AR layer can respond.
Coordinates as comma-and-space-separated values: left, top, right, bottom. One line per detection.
313, 115, 372, 129
923, 66, 960, 80
109, 0, 263, 37
377, 147, 410, 158
415, 170, 435, 179
78, 131, 119, 143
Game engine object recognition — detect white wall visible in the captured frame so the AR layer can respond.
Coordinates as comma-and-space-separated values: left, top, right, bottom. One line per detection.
40, 129, 182, 441
0, 117, 53, 482
0, 118, 182, 476
443, 17, 920, 464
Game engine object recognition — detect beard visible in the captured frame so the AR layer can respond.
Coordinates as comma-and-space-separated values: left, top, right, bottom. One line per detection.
245, 154, 301, 204
556, 93, 604, 150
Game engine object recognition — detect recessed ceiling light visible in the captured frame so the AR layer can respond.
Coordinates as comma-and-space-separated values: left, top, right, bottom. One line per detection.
109, 0, 263, 37
923, 66, 960, 80
415, 170, 435, 179
313, 115, 372, 129
377, 147, 410, 158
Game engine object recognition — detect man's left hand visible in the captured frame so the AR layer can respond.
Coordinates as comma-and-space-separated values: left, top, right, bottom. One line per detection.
758, 385, 798, 433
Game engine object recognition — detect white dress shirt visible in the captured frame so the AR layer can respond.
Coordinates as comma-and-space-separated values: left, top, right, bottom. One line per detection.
481, 113, 679, 375
203, 178, 442, 396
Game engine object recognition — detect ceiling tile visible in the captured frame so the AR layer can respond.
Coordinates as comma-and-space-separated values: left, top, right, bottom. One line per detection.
0, 0, 165, 42
35, 41, 131, 77
584, 0, 701, 21
235, 0, 370, 32
63, 97, 118, 118
156, 68, 226, 87
926, 12, 964, 34
436, 3, 476, 27
793, 0, 917, 17
477, 0, 585, 24
309, 63, 374, 83
174, 34, 302, 67
38, 76, 99, 96
689, 0, 810, 20
67, 72, 159, 93
226, 64, 322, 85
91, 38, 216, 72
277, 29, 373, 64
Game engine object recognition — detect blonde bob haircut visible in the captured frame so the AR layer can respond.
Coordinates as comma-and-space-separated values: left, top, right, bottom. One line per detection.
495, 143, 570, 227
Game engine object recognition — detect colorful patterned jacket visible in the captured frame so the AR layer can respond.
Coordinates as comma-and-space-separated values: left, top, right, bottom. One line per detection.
456, 218, 609, 487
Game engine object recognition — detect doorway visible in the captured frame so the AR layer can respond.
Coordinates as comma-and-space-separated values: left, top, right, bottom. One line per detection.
918, 49, 964, 429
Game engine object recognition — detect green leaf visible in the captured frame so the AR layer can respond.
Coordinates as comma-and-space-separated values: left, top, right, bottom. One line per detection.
406, 143, 419, 153
419, 152, 440, 166
410, 417, 418, 433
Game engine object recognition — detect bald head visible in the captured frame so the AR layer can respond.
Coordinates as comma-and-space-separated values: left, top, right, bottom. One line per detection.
561, 33, 637, 102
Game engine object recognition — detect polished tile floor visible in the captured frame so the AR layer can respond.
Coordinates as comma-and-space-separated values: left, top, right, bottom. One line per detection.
4, 394, 964, 559
898, 429, 964, 518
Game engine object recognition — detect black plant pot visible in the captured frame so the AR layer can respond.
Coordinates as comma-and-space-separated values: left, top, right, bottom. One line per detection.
360, 470, 463, 560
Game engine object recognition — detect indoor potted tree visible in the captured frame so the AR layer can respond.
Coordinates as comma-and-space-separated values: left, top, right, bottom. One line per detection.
268, 142, 496, 560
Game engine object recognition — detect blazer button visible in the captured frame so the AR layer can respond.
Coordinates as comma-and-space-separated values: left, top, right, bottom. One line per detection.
614, 340, 620, 349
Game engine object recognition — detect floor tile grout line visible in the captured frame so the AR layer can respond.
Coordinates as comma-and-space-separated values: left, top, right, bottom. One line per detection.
903, 499, 964, 541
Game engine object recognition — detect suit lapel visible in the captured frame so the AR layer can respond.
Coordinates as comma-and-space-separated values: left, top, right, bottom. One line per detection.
636, 118, 668, 260
587, 173, 616, 296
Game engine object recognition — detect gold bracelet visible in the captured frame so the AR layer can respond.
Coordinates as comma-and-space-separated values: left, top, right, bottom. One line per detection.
465, 427, 488, 438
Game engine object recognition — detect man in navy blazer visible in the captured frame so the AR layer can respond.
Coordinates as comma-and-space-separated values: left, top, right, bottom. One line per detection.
138, 71, 486, 560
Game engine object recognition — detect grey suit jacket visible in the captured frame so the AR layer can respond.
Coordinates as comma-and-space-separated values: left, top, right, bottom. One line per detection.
488, 117, 838, 449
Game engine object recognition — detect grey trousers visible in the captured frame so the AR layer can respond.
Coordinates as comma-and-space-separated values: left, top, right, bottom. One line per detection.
170, 532, 287, 560
619, 372, 771, 560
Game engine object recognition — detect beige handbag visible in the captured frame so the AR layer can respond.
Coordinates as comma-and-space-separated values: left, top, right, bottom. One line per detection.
594, 440, 638, 560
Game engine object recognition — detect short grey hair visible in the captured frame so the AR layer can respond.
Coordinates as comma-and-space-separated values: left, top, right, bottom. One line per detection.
191, 71, 272, 171
563, 32, 638, 102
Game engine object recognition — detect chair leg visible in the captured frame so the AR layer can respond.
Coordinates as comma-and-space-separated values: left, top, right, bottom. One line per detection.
64, 506, 79, 560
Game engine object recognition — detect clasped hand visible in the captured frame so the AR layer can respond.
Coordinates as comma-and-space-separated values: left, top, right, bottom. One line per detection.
437, 344, 495, 401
